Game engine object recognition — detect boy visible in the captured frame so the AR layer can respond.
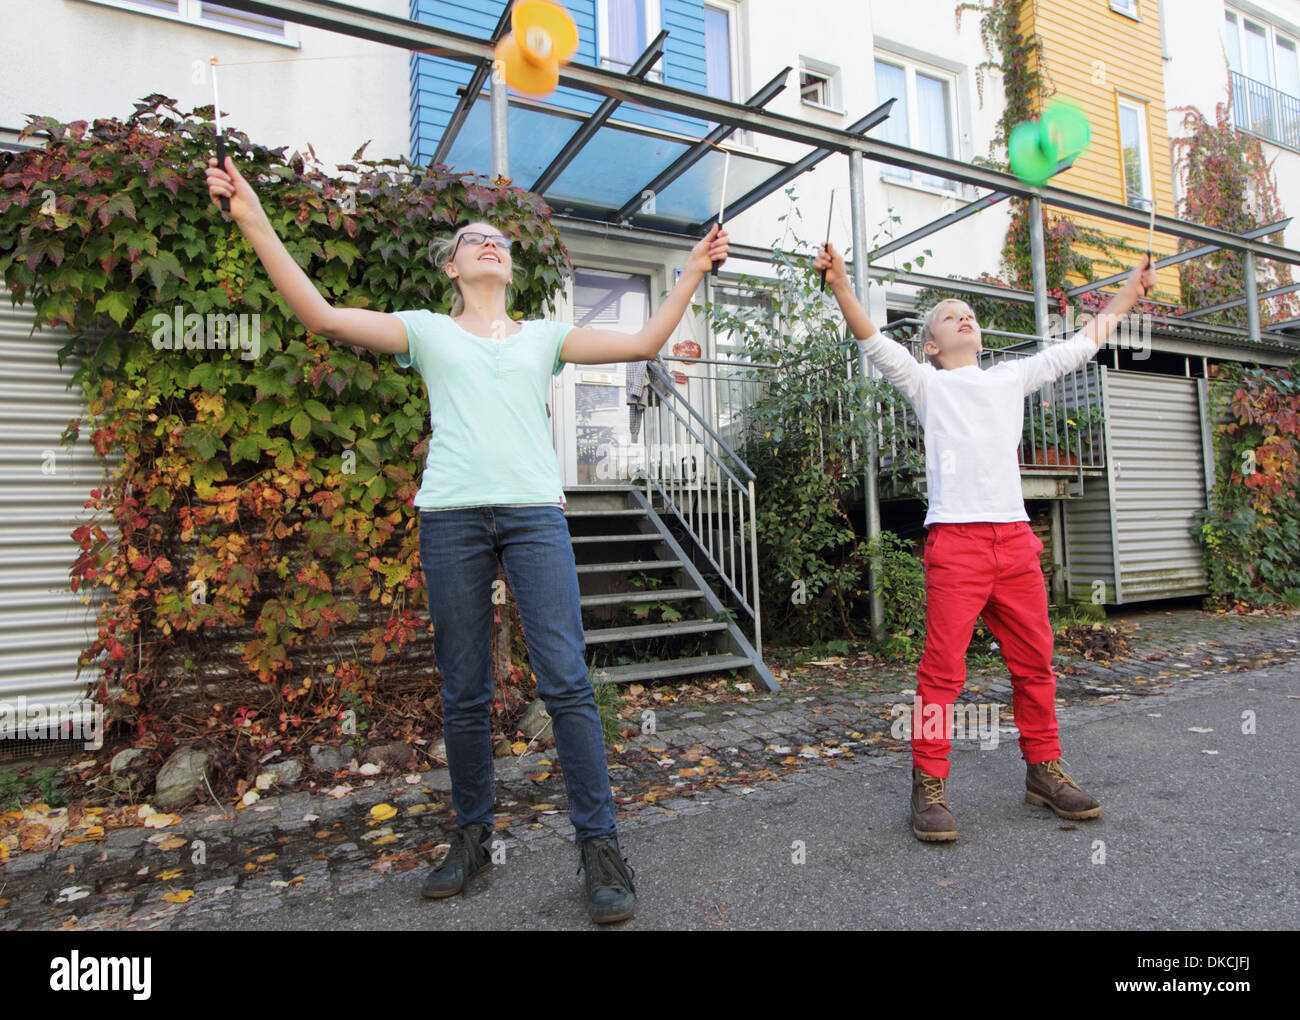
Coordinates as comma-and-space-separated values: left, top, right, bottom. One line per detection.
813, 242, 1155, 842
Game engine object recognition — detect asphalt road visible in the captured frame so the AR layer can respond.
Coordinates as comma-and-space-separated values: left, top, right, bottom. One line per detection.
245, 655, 1299, 931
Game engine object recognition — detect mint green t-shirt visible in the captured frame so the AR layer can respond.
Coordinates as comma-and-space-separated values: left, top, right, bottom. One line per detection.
392, 311, 573, 509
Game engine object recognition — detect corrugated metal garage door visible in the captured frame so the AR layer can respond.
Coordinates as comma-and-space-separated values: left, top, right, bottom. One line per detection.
1065, 368, 1208, 603
0, 283, 106, 715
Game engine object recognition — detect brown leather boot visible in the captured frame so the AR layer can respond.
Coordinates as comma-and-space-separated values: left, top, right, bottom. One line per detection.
911, 766, 958, 842
1025, 758, 1102, 819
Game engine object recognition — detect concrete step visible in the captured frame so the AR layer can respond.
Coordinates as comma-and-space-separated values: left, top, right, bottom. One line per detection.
574, 559, 683, 574
591, 652, 754, 685
583, 619, 730, 644
579, 587, 704, 609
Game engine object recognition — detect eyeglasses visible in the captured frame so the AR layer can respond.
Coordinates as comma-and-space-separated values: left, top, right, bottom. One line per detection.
452, 231, 513, 257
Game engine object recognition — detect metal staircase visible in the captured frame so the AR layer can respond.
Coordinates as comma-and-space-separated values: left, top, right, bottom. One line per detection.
564, 485, 777, 691
563, 357, 778, 692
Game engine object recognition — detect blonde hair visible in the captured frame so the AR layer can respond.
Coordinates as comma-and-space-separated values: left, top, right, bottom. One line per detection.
432, 220, 517, 316
917, 298, 969, 369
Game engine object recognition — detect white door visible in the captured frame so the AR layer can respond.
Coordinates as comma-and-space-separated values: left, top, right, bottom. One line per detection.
553, 267, 653, 486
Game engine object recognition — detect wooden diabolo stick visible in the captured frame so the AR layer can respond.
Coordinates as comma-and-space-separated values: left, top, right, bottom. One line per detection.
211, 57, 228, 213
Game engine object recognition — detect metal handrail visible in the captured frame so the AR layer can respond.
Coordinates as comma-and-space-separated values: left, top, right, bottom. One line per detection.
636, 360, 762, 658
646, 360, 755, 484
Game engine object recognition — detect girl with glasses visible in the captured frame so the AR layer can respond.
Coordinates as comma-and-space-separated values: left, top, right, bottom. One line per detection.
206, 155, 728, 923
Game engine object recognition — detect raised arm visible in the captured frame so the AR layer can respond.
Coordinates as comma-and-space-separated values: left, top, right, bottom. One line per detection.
1076, 255, 1156, 349
813, 241, 926, 407
557, 224, 729, 365
1014, 255, 1156, 396
205, 155, 408, 356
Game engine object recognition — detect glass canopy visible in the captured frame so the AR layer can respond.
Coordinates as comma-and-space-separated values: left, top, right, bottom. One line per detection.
441, 94, 803, 234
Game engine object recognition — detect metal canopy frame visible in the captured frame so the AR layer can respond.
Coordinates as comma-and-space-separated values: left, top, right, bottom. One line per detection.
613, 66, 792, 223
1176, 281, 1300, 320
702, 100, 895, 235
1066, 219, 1292, 300
529, 29, 667, 194
217, 0, 1300, 340
871, 191, 1010, 261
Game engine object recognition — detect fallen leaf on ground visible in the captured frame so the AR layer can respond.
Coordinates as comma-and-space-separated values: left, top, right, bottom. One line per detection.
361, 827, 394, 843
161, 890, 194, 904
19, 824, 50, 851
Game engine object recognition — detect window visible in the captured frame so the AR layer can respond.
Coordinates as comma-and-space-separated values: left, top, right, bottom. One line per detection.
1225, 8, 1300, 149
704, 3, 737, 101
598, 0, 662, 78
1226, 9, 1300, 92
81, 0, 292, 43
1117, 98, 1151, 208
799, 63, 837, 109
873, 56, 960, 192
1110, 0, 1139, 19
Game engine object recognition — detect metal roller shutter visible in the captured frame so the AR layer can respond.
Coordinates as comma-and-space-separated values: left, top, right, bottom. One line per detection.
1065, 367, 1208, 604
0, 283, 108, 742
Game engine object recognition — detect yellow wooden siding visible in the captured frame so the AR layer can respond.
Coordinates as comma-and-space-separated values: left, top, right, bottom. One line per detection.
1019, 0, 1178, 293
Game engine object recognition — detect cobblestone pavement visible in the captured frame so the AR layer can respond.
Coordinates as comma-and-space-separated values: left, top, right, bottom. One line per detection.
1, 603, 1296, 930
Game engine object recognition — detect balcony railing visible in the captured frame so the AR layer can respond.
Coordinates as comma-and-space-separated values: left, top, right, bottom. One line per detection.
1231, 70, 1300, 151
874, 320, 1107, 492
661, 320, 1107, 499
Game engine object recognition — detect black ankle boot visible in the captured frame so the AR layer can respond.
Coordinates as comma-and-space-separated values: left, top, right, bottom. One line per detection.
422, 821, 493, 899
578, 834, 637, 924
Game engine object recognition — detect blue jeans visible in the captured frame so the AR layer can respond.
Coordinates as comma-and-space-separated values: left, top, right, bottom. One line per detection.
417, 504, 617, 841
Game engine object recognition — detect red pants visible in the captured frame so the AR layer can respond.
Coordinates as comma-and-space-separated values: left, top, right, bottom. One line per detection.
914, 520, 1061, 777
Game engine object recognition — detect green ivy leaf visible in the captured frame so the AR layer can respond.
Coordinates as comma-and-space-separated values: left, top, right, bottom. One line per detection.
95, 291, 132, 325
289, 409, 312, 440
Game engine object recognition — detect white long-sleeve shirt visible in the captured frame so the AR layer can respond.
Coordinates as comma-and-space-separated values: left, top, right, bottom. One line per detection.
857, 328, 1100, 525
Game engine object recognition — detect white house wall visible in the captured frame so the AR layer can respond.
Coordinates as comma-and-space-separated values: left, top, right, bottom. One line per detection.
723, 1, 1009, 326
0, 0, 411, 169
1163, 0, 1300, 255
